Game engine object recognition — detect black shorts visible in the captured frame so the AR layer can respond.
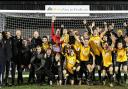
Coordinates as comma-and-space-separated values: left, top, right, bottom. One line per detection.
88, 55, 93, 65
80, 61, 88, 67
80, 56, 93, 66
67, 71, 75, 80
112, 52, 117, 66
95, 54, 103, 65
127, 60, 128, 65
116, 61, 127, 67
102, 65, 113, 71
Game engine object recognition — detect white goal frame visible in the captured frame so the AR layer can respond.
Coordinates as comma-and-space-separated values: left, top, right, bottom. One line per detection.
0, 10, 128, 13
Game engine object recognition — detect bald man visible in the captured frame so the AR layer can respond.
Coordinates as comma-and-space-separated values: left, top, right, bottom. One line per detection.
11, 30, 23, 85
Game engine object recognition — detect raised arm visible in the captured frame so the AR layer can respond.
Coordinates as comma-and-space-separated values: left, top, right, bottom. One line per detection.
100, 22, 108, 38
60, 24, 64, 37
83, 19, 88, 32
110, 32, 116, 49
51, 16, 56, 42
90, 21, 95, 35
73, 31, 81, 43
83, 20, 94, 35
123, 22, 128, 34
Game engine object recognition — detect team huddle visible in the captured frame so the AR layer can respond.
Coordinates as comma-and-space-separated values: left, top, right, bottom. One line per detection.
0, 16, 128, 87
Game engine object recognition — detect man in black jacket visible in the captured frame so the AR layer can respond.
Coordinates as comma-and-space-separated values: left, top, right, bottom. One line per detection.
13, 39, 32, 85
0, 32, 7, 88
31, 31, 42, 49
11, 30, 22, 85
4, 31, 13, 86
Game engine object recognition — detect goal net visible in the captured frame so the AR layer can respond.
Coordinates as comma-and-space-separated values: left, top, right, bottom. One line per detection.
0, 10, 128, 39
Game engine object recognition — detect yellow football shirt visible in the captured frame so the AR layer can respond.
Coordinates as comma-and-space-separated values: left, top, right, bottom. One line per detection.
116, 48, 127, 62
89, 36, 101, 56
80, 45, 90, 61
66, 54, 77, 74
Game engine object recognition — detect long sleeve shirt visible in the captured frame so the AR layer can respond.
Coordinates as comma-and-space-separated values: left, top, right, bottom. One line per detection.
51, 22, 61, 44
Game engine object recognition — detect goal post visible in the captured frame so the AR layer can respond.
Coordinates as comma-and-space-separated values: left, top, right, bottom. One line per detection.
0, 10, 128, 13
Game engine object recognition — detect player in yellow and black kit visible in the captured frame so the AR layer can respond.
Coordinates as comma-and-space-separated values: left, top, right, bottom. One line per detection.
60, 29, 69, 49
97, 42, 114, 87
125, 35, 128, 67
72, 31, 81, 60
41, 36, 52, 53
78, 37, 95, 85
89, 29, 102, 82
63, 47, 80, 85
115, 42, 128, 84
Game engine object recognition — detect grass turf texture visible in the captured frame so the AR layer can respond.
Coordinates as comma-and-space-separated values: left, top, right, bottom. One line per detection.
4, 72, 128, 89
2, 84, 128, 89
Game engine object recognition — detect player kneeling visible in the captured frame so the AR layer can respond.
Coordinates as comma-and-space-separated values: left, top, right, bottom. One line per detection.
63, 48, 80, 85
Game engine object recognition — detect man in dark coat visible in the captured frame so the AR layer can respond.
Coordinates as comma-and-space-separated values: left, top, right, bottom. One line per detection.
4, 31, 13, 86
11, 30, 22, 85
19, 39, 32, 84
31, 31, 42, 49
0, 32, 7, 88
